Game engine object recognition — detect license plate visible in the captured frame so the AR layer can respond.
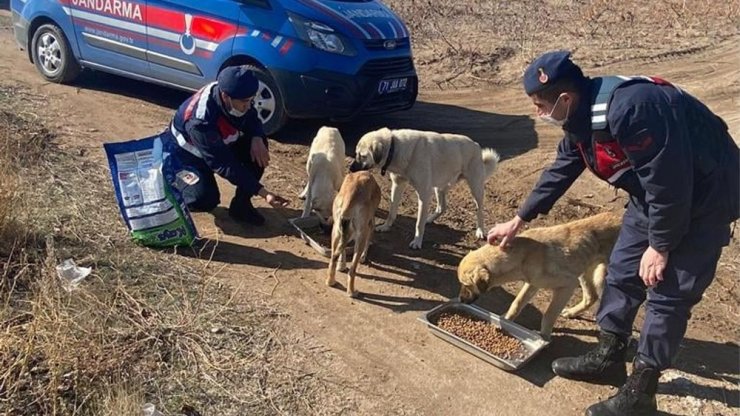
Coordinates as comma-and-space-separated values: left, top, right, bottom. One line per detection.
377, 77, 408, 95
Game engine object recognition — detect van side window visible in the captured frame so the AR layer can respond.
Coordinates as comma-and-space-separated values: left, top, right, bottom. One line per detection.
239, 0, 271, 9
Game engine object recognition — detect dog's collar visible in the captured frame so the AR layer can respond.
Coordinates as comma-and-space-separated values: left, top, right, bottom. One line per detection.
380, 136, 395, 176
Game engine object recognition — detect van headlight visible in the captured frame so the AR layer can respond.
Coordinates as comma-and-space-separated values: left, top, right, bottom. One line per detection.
288, 13, 356, 56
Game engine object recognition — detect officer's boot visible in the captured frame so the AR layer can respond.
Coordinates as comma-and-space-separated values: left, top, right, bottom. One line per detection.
585, 357, 660, 416
551, 330, 628, 384
229, 189, 265, 226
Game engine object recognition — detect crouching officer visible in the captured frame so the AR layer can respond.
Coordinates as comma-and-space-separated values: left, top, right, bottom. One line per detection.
487, 51, 739, 415
163, 65, 289, 225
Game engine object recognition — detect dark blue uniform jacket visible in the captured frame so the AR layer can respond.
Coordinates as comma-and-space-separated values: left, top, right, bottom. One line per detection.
168, 82, 265, 196
519, 77, 739, 252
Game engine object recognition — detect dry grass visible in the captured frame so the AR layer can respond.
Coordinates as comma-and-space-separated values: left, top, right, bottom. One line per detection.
0, 163, 16, 241
385, 0, 740, 89
0, 87, 48, 249
0, 85, 349, 415
95, 384, 145, 416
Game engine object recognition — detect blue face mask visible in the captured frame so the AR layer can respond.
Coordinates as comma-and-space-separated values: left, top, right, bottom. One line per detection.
540, 94, 570, 127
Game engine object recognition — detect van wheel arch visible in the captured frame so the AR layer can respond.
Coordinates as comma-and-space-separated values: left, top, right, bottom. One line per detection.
219, 55, 265, 73
30, 21, 81, 83
27, 16, 58, 63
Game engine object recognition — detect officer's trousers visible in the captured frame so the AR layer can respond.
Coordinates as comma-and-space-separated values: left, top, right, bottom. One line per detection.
596, 209, 730, 370
170, 135, 266, 213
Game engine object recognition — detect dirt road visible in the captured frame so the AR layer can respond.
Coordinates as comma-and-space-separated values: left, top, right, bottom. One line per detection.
1, 9, 737, 415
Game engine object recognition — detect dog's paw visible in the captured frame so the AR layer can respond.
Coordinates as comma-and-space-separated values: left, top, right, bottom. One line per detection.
409, 237, 423, 250
338, 263, 348, 273
347, 289, 360, 298
475, 228, 486, 240
325, 278, 337, 287
375, 222, 392, 233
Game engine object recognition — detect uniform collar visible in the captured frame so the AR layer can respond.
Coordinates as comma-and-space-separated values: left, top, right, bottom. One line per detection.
213, 85, 229, 115
563, 78, 594, 137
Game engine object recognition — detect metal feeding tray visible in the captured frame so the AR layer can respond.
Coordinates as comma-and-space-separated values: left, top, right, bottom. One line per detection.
418, 302, 550, 371
289, 216, 354, 258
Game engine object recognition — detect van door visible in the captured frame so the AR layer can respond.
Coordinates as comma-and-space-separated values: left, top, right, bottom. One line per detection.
145, 0, 242, 90
62, 0, 151, 77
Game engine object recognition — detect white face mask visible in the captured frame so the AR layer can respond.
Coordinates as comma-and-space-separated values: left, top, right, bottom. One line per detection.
225, 96, 248, 118
539, 94, 570, 127
229, 107, 247, 117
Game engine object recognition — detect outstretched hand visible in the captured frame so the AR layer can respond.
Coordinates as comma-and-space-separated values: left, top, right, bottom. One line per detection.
265, 192, 289, 208
486, 216, 525, 249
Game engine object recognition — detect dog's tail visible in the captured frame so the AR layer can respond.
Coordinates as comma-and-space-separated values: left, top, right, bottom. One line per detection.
481, 148, 500, 178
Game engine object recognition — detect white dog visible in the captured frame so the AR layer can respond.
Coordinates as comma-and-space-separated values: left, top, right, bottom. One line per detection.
350, 128, 499, 249
299, 126, 346, 222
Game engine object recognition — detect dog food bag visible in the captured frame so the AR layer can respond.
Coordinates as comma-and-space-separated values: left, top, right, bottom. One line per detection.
104, 134, 197, 247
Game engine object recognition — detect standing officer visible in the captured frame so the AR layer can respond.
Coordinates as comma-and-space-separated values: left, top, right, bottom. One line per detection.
164, 65, 289, 226
487, 51, 738, 415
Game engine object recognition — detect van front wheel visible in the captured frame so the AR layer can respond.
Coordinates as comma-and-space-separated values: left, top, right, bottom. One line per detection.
31, 23, 81, 84
244, 65, 287, 136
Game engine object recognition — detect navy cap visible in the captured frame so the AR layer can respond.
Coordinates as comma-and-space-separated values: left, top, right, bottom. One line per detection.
217, 66, 259, 99
523, 50, 584, 96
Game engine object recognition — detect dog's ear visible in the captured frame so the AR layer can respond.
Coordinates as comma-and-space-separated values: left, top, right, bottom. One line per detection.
371, 141, 385, 166
372, 128, 393, 165
474, 266, 490, 294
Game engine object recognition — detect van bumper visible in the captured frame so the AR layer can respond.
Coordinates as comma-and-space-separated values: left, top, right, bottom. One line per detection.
271, 61, 418, 121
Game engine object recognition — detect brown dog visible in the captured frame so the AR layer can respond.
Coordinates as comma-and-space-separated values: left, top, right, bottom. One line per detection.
326, 171, 381, 297
457, 211, 622, 340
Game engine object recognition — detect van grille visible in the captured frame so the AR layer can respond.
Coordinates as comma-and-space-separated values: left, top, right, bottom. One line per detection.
362, 38, 410, 51
358, 57, 414, 77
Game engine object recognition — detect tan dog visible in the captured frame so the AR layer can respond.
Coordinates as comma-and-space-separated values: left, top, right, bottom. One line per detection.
457, 211, 622, 340
300, 126, 346, 222
326, 171, 381, 298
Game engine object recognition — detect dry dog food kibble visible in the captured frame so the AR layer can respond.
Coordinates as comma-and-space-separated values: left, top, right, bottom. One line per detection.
435, 311, 527, 361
